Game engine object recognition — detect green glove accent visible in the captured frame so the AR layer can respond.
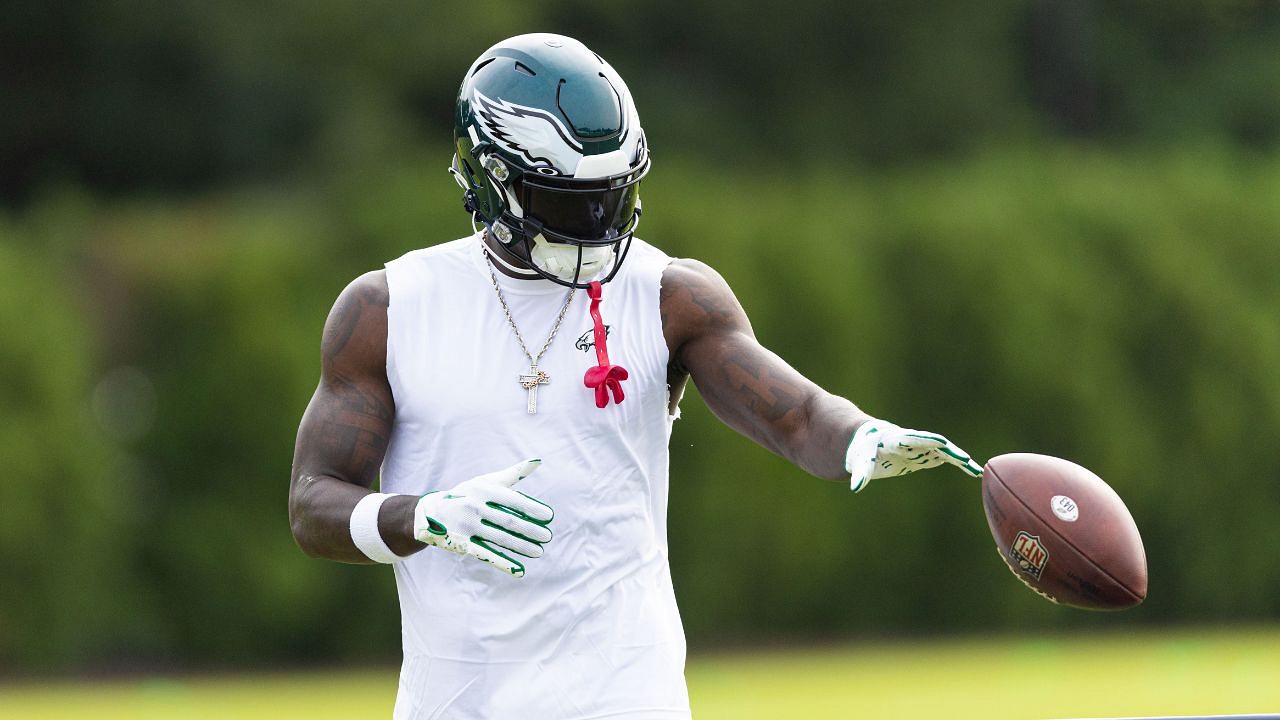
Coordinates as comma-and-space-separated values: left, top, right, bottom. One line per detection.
845, 420, 983, 493
413, 459, 554, 577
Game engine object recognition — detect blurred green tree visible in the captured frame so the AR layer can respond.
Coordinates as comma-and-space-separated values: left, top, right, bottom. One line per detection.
2, 0, 1279, 673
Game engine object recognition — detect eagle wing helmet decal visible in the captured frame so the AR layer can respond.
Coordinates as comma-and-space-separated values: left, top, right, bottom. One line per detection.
472, 90, 585, 176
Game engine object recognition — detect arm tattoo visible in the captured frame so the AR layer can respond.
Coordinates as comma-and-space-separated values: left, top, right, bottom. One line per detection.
315, 374, 392, 487
663, 260, 866, 480
316, 278, 393, 487
717, 353, 807, 431
682, 276, 806, 455
290, 271, 402, 562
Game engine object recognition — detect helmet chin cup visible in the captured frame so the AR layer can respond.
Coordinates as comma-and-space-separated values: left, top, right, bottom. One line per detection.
530, 234, 614, 283
483, 201, 640, 289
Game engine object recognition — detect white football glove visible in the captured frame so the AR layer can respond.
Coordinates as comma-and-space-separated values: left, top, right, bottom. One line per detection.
414, 459, 554, 577
845, 419, 983, 493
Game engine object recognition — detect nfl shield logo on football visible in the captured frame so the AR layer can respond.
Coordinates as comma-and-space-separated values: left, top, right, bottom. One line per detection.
1009, 530, 1049, 581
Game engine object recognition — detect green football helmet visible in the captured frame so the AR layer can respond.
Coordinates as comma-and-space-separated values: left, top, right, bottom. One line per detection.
450, 33, 650, 288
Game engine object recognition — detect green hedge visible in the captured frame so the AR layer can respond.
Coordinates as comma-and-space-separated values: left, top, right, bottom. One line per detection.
1, 142, 1276, 670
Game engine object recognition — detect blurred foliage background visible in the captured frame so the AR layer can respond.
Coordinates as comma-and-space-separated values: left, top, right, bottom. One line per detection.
2, 0, 1278, 674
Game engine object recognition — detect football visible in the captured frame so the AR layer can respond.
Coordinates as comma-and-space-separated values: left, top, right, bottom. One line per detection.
981, 453, 1147, 610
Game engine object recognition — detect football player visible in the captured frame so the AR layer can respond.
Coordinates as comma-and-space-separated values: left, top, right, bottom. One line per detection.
289, 33, 980, 720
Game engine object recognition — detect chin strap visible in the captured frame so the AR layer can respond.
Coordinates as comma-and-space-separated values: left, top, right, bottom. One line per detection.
582, 281, 628, 408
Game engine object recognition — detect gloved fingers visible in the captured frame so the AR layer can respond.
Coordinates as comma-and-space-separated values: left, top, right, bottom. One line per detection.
938, 441, 983, 477
474, 523, 545, 559
481, 509, 553, 545
480, 485, 555, 525
884, 432, 944, 470
848, 451, 876, 493
846, 419, 896, 490
896, 430, 948, 453
844, 417, 885, 489
898, 431, 981, 476
898, 449, 945, 469
467, 538, 527, 577
471, 458, 542, 488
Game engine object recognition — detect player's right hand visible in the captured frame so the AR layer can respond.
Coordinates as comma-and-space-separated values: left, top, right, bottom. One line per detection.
413, 459, 554, 577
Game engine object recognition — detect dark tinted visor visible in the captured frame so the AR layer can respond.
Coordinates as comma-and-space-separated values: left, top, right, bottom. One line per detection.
515, 155, 648, 245
520, 183, 639, 243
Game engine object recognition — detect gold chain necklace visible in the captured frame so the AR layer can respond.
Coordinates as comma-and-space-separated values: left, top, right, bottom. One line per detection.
482, 248, 576, 414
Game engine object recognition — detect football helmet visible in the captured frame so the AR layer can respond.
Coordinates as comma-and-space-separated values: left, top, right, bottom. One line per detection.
450, 34, 650, 288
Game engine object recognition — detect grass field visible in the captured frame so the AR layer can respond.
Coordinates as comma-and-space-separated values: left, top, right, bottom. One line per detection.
2, 627, 1277, 719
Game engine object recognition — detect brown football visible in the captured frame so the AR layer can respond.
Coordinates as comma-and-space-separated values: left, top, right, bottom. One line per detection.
981, 453, 1147, 610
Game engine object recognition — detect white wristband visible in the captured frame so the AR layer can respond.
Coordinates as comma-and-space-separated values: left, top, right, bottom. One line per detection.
350, 492, 409, 564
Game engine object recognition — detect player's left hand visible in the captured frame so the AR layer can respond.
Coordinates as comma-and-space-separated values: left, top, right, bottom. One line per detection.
845, 419, 982, 493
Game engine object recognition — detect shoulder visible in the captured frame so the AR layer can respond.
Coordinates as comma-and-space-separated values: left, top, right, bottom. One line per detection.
660, 258, 746, 324
661, 257, 722, 291
332, 269, 388, 319
321, 269, 389, 377
344, 269, 389, 303
659, 258, 753, 370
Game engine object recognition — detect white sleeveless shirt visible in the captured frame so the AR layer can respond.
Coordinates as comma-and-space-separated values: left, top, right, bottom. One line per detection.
381, 233, 690, 720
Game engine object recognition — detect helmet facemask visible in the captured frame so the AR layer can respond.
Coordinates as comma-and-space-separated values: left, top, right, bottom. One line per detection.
454, 145, 647, 288
510, 159, 646, 287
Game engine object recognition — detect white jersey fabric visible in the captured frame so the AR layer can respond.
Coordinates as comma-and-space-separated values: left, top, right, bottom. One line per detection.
381, 233, 689, 720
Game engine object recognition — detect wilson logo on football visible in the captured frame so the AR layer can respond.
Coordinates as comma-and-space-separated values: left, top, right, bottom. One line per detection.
1009, 530, 1049, 581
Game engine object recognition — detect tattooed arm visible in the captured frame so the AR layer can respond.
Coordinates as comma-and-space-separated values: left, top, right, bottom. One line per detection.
661, 259, 871, 481
289, 270, 423, 562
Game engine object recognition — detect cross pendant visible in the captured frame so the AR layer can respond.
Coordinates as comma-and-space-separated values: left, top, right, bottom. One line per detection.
518, 365, 551, 414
